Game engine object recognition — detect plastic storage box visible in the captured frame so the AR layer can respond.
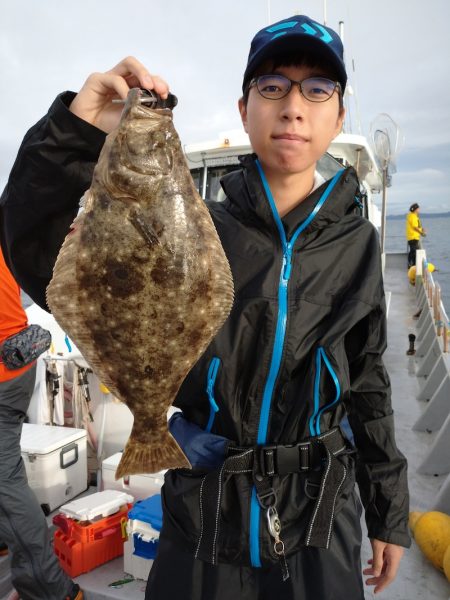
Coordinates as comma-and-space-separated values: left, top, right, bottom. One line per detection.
124, 494, 162, 580
102, 452, 166, 500
53, 490, 133, 577
20, 423, 88, 514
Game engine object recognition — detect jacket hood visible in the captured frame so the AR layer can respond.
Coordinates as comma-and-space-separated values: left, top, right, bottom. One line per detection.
220, 153, 361, 235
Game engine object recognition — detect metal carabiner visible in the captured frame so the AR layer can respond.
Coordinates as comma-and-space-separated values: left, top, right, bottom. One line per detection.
112, 88, 178, 109
267, 506, 281, 540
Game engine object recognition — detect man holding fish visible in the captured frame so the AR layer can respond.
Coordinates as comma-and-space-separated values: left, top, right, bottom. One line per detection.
1, 14, 409, 600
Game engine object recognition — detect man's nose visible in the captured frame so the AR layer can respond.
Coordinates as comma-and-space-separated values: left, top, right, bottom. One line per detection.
279, 85, 306, 120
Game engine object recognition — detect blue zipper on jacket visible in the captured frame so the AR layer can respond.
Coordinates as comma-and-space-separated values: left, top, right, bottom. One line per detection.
250, 161, 344, 567
309, 347, 341, 436
205, 357, 221, 433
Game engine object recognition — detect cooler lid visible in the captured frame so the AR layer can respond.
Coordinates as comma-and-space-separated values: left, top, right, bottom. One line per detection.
128, 494, 162, 530
102, 452, 167, 479
60, 490, 134, 521
20, 423, 87, 454
102, 452, 123, 470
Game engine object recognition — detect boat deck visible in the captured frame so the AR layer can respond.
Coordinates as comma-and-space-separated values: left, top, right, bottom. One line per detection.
360, 252, 450, 599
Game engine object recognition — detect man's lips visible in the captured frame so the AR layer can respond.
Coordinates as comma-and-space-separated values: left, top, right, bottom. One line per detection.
272, 133, 309, 142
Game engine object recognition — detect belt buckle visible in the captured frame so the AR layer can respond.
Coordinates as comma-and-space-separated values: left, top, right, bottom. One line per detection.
299, 443, 310, 471
258, 445, 277, 477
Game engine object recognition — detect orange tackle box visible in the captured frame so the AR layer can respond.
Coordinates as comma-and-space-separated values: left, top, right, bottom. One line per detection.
52, 490, 133, 577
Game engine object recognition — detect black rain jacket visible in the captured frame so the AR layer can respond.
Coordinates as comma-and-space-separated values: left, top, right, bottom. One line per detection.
0, 93, 410, 570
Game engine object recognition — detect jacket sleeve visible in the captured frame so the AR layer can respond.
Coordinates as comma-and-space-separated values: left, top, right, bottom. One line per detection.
343, 289, 411, 548
0, 92, 106, 311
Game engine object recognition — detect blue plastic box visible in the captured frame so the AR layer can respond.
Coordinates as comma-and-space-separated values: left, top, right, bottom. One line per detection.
128, 494, 162, 559
128, 494, 163, 530
132, 533, 158, 559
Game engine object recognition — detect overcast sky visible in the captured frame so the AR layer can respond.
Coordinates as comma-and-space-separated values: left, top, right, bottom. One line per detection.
1, 0, 449, 215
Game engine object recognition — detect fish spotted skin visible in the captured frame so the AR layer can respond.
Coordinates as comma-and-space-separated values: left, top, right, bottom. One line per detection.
47, 88, 234, 477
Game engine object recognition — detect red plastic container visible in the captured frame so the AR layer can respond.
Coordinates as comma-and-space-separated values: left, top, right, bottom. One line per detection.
53, 503, 131, 577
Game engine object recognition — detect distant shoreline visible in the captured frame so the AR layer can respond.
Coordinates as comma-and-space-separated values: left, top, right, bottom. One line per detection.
387, 212, 450, 220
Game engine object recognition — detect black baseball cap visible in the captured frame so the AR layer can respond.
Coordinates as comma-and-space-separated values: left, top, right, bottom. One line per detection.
410, 203, 420, 212
243, 15, 347, 93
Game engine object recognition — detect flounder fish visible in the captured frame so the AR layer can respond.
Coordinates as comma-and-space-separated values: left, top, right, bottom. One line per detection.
47, 88, 234, 478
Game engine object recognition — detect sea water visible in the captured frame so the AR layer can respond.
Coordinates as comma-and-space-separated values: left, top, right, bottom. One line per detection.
385, 215, 450, 314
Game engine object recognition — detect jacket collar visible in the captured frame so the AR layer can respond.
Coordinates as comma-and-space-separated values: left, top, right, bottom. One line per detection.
220, 154, 361, 238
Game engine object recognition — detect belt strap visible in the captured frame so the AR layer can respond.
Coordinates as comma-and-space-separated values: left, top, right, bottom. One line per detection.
195, 427, 348, 564
304, 442, 347, 548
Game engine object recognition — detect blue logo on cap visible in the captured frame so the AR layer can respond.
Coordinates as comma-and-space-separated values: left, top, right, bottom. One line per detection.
266, 21, 298, 40
266, 21, 298, 33
301, 22, 333, 43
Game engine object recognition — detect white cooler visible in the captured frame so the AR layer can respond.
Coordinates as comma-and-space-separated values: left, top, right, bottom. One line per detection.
102, 452, 165, 500
20, 423, 88, 514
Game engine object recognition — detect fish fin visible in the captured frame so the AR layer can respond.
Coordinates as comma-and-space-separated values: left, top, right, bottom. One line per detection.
128, 208, 161, 247
115, 430, 191, 479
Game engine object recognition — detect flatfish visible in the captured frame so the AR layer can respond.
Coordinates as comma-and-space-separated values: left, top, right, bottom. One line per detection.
47, 88, 234, 477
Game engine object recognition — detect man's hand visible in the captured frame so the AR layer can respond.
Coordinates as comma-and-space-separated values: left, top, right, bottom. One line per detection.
363, 538, 404, 594
69, 56, 169, 133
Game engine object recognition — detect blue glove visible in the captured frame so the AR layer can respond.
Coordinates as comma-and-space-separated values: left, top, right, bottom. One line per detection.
168, 412, 229, 470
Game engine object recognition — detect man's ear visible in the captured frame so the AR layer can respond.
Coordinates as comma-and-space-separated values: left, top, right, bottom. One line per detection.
238, 97, 248, 133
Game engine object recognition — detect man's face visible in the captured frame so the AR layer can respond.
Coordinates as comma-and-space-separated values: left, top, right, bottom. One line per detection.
239, 63, 344, 181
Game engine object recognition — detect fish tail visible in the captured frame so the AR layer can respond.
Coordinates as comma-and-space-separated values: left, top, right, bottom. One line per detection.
115, 430, 191, 479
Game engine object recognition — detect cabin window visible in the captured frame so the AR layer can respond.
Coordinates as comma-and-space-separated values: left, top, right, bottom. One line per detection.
190, 168, 203, 197
205, 165, 241, 202
317, 153, 344, 180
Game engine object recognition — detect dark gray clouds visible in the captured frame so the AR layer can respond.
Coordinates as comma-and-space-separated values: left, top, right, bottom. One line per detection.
1, 0, 449, 214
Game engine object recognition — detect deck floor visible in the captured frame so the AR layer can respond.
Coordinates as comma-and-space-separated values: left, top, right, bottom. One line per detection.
360, 253, 450, 599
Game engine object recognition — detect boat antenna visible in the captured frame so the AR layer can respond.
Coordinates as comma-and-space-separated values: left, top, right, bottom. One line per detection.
369, 113, 404, 255
351, 58, 362, 135
339, 21, 352, 134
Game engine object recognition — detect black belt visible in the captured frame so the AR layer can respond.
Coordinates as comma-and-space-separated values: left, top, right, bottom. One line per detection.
227, 426, 345, 476
195, 427, 349, 573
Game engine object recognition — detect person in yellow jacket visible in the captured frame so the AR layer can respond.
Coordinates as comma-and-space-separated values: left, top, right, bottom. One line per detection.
406, 203, 426, 268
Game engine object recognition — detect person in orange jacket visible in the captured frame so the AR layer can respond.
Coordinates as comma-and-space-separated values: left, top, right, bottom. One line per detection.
0, 246, 82, 600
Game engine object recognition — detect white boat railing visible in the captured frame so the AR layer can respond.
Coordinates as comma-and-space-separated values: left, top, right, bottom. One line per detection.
411, 248, 450, 512
421, 269, 449, 354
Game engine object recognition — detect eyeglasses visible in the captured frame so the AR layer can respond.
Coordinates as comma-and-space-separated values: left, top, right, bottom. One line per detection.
248, 74, 341, 103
